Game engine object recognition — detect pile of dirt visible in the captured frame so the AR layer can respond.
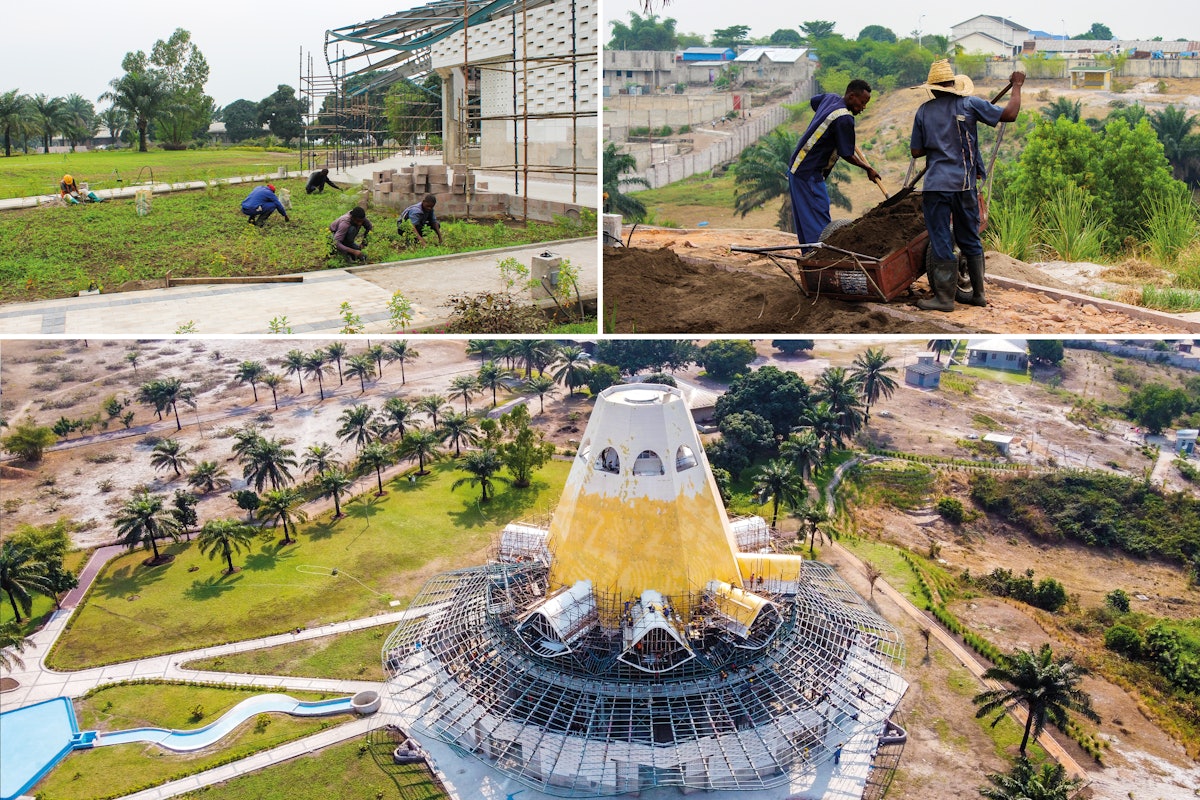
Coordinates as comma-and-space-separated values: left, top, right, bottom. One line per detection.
821, 194, 927, 257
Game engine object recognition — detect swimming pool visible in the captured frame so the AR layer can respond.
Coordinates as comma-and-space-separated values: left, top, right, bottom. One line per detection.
0, 697, 79, 800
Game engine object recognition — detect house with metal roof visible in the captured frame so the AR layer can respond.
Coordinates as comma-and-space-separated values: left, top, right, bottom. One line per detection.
950, 14, 1029, 57
966, 338, 1028, 372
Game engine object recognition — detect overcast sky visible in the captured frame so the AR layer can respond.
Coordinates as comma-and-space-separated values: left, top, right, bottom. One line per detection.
1, 0, 402, 110
603, 1, 1200, 45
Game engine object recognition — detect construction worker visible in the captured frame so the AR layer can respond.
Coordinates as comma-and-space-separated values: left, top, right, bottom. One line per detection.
911, 60, 1024, 311
787, 80, 880, 248
329, 206, 373, 264
305, 168, 342, 194
398, 194, 444, 247
240, 184, 290, 227
60, 175, 103, 204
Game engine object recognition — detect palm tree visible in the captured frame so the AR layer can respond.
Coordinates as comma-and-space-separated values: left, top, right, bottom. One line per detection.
0, 620, 37, 671
603, 142, 650, 220
100, 70, 166, 152
927, 339, 956, 363
1041, 97, 1081, 123
439, 412, 480, 457
29, 93, 67, 153
552, 346, 591, 397
515, 339, 557, 379
465, 339, 497, 365
338, 404, 377, 451
258, 488, 307, 546
417, 395, 449, 429
813, 367, 865, 447
752, 459, 804, 527
0, 542, 51, 622
780, 430, 822, 481
477, 360, 509, 408
61, 93, 96, 150
448, 375, 478, 414
187, 460, 230, 494
0, 90, 30, 158
325, 341, 348, 385
733, 127, 851, 231
98, 105, 128, 150
196, 518, 255, 573
302, 443, 339, 476
239, 436, 297, 492
494, 340, 520, 370
398, 429, 442, 475
525, 374, 558, 414
344, 354, 375, 393
802, 401, 841, 456
114, 491, 182, 563
364, 344, 386, 378
235, 361, 266, 403
379, 397, 415, 440
974, 643, 1101, 755
792, 501, 831, 557
317, 468, 354, 518
260, 373, 283, 411
283, 349, 306, 394
980, 757, 1082, 800
357, 441, 393, 495
157, 377, 192, 432
1149, 104, 1200, 182
303, 351, 330, 401
863, 560, 882, 598
850, 347, 898, 425
452, 448, 510, 503
150, 438, 193, 477
385, 340, 419, 384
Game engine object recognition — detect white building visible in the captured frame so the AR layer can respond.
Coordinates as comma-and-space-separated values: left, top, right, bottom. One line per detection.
951, 15, 1029, 57
966, 338, 1029, 372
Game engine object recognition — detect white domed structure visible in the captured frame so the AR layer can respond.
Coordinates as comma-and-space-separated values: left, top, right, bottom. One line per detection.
383, 384, 908, 797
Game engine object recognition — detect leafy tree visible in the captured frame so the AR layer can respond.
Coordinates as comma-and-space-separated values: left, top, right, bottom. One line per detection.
699, 340, 757, 381
440, 411, 480, 457
8, 522, 75, 610
230, 489, 260, 521
1126, 383, 1188, 434
143, 29, 212, 148
171, 490, 199, 539
257, 85, 306, 142
1105, 588, 1131, 613
197, 518, 255, 573
710, 410, 775, 478
772, 340, 815, 355
101, 69, 166, 152
608, 12, 679, 50
553, 346, 591, 396
0, 541, 51, 622
594, 340, 697, 375
1028, 340, 1064, 366
316, 468, 353, 518
448, 375, 478, 414
800, 20, 837, 42
222, 99, 261, 141
384, 74, 442, 147
114, 491, 182, 563
714, 366, 811, 439
452, 448, 510, 503
980, 757, 1081, 800
358, 442, 393, 495
337, 404, 377, 451
711, 25, 750, 48
974, 643, 1100, 754
752, 459, 805, 527
0, 620, 36, 671
768, 29, 803, 46
525, 375, 558, 413
1074, 22, 1113, 40
2, 419, 56, 462
385, 340, 419, 384
498, 403, 554, 488
850, 347, 898, 424
398, 429, 443, 475
858, 25, 897, 43
188, 460, 231, 494
603, 143, 649, 221
586, 363, 622, 395
150, 438, 193, 477
258, 488, 307, 546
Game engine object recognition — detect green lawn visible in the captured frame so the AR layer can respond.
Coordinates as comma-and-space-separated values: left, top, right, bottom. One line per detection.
183, 627, 390, 682
0, 548, 91, 633
0, 148, 299, 200
174, 734, 446, 800
838, 538, 924, 604
37, 683, 347, 800
48, 459, 571, 670
953, 366, 1033, 386
0, 178, 594, 302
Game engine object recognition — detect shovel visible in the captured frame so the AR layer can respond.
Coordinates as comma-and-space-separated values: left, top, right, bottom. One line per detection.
854, 145, 889, 199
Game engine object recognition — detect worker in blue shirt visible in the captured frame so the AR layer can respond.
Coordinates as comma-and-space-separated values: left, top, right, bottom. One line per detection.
787, 80, 880, 247
398, 194, 443, 246
240, 184, 290, 227
910, 60, 1024, 311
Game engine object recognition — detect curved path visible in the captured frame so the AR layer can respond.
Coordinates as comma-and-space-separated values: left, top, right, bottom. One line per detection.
822, 456, 1089, 782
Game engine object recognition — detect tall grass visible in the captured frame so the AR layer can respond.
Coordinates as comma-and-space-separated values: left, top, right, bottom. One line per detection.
1140, 191, 1199, 266
984, 197, 1039, 261
1039, 183, 1107, 262
1139, 285, 1200, 312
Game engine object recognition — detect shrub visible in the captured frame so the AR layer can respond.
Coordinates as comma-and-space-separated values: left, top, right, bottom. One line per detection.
1105, 588, 1131, 613
1104, 623, 1143, 657
936, 497, 965, 524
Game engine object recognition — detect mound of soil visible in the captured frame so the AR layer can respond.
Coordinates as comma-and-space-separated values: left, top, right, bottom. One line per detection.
821, 194, 927, 257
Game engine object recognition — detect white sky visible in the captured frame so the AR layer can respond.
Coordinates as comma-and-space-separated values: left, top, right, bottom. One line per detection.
1, 0, 408, 110
603, 0, 1200, 45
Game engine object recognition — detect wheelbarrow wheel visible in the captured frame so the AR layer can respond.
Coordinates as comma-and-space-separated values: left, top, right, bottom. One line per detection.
818, 218, 854, 242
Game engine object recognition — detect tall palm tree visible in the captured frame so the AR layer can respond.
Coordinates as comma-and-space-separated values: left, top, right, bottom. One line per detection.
302, 443, 339, 476
398, 429, 443, 475
603, 142, 650, 220
317, 468, 354, 518
477, 360, 509, 408
974, 643, 1101, 755
304, 351, 330, 401
0, 542, 50, 622
338, 404, 377, 451
752, 459, 805, 527
29, 93, 67, 153
196, 518, 255, 573
417, 394, 449, 429
494, 340, 520, 371
150, 438, 193, 477
514, 339, 557, 378
980, 757, 1082, 800
792, 501, 831, 557
187, 460, 231, 494
465, 340, 497, 365
380, 397, 415, 441
100, 70, 166, 152
260, 373, 283, 411
0, 620, 37, 671
813, 367, 865, 447
344, 354, 375, 393
448, 375, 478, 414
157, 377, 192, 432
1041, 97, 1081, 123
282, 349, 306, 394
366, 344, 387, 377
230, 426, 263, 460
258, 488, 307, 546
780, 430, 822, 481
61, 93, 96, 149
850, 347, 898, 425
525, 375, 558, 414
439, 412, 480, 457
114, 491, 182, 563
927, 339, 956, 363
0, 90, 30, 158
358, 441, 393, 495
451, 448, 510, 503
240, 436, 297, 492
385, 340, 419, 384
552, 346, 591, 397
235, 361, 266, 403
802, 401, 841, 456
325, 341, 348, 385
733, 127, 851, 232
98, 104, 128, 150
1149, 104, 1200, 182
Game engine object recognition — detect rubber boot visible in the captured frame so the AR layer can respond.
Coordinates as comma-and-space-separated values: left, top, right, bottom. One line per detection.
917, 258, 958, 312
87, 191, 103, 203
956, 253, 987, 306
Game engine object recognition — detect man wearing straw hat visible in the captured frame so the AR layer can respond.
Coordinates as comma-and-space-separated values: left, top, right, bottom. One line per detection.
911, 59, 1024, 311
787, 80, 880, 249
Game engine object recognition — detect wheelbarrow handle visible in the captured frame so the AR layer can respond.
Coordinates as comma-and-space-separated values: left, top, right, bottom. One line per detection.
854, 145, 889, 198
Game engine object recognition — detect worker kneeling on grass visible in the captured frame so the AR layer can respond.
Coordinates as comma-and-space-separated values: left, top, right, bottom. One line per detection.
240, 184, 290, 227
910, 60, 1024, 312
330, 206, 373, 264
397, 194, 443, 247
61, 174, 103, 204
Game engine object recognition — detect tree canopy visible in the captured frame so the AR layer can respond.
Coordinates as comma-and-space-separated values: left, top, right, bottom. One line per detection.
258, 85, 307, 142
608, 13, 679, 50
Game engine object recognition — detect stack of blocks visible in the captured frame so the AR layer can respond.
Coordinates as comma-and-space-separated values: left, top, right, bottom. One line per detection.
368, 164, 507, 218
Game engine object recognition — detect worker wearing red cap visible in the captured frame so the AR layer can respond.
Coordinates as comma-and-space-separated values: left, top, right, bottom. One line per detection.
240, 184, 289, 226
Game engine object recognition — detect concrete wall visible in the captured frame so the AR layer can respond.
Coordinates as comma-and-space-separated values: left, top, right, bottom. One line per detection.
605, 94, 734, 134
982, 57, 1200, 80
1067, 341, 1200, 371
603, 50, 677, 92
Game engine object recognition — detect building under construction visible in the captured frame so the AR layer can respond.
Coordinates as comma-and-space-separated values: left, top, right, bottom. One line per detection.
382, 384, 908, 797
303, 0, 596, 203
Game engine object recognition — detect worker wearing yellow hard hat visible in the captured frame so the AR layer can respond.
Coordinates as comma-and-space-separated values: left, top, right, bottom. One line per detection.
60, 174, 104, 204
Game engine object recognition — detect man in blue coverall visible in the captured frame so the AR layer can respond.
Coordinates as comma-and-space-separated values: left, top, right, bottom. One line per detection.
398, 194, 443, 247
910, 60, 1024, 311
787, 80, 880, 248
240, 184, 290, 227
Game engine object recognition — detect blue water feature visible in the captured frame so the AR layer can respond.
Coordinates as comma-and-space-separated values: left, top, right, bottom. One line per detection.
0, 697, 79, 800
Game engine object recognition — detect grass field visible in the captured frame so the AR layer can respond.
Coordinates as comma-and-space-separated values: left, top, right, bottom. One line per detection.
0, 178, 595, 303
183, 627, 390, 682
47, 459, 571, 670
37, 682, 346, 800
0, 148, 299, 200
0, 548, 91, 633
